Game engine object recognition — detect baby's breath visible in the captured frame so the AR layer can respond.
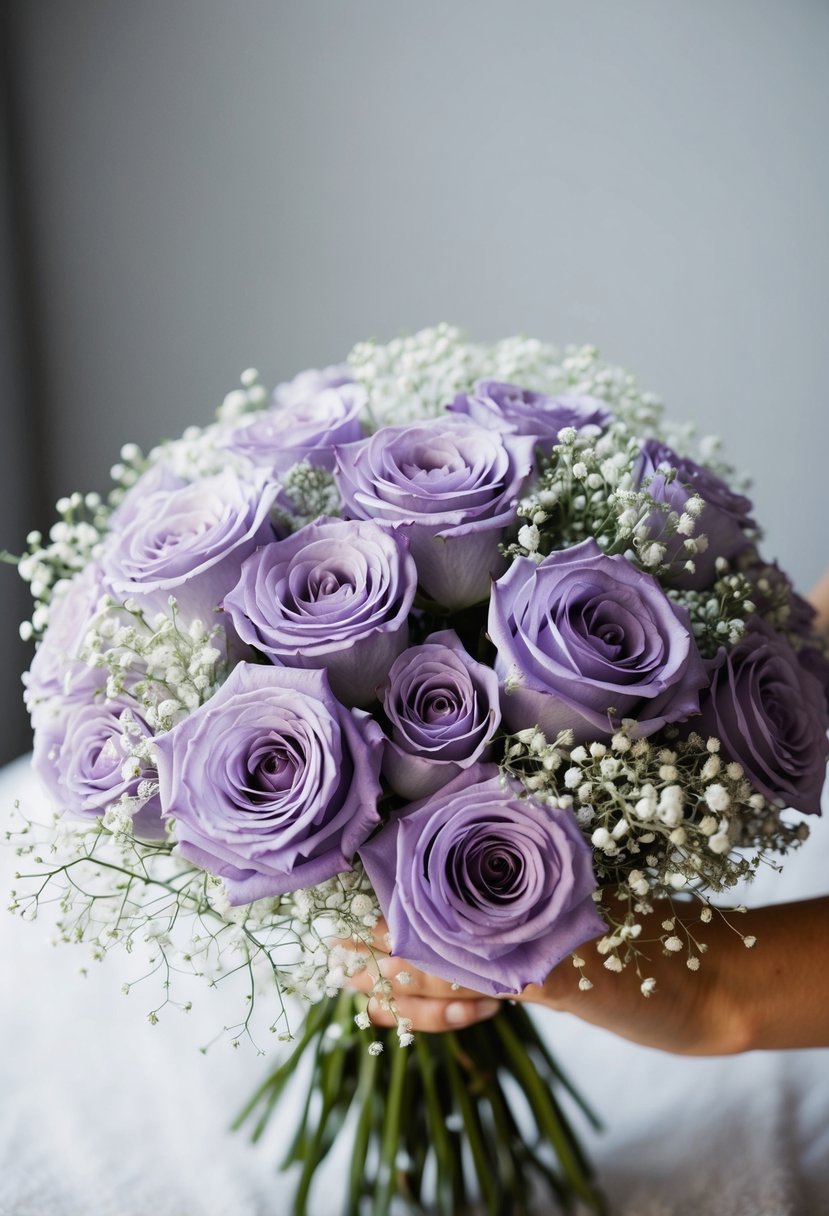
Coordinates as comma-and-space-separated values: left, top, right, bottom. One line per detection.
500, 723, 804, 975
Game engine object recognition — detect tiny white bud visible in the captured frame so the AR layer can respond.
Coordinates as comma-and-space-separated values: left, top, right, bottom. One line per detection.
704, 784, 730, 813
708, 831, 731, 855
517, 523, 541, 552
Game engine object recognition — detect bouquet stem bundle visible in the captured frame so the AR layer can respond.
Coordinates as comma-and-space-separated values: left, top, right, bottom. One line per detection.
234, 994, 605, 1216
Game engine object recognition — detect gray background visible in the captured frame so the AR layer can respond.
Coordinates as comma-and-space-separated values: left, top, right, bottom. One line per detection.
2, 0, 828, 763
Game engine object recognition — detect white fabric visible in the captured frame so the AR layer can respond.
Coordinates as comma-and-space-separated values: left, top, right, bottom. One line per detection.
1, 754, 828, 1216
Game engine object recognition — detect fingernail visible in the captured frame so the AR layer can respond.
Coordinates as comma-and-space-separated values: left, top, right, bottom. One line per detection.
445, 999, 499, 1026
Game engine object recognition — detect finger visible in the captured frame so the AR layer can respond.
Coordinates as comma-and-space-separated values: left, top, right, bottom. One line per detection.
366, 994, 501, 1034
346, 960, 483, 1001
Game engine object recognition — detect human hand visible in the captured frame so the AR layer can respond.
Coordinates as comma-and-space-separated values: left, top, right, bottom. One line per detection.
343, 917, 505, 1032
340, 900, 791, 1055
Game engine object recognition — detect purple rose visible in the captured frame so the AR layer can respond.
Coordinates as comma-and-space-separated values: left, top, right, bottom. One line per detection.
155, 663, 384, 903
109, 462, 188, 530
633, 440, 756, 589
223, 517, 417, 708
24, 562, 107, 726
359, 765, 605, 996
335, 419, 534, 609
32, 696, 164, 838
741, 557, 829, 706
100, 468, 277, 621
695, 621, 829, 816
226, 383, 367, 476
273, 364, 354, 410
489, 539, 707, 742
379, 630, 502, 800
448, 380, 612, 446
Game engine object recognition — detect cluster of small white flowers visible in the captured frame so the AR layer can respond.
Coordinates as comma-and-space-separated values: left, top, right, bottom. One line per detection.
81, 597, 227, 734
667, 563, 756, 656
7, 806, 385, 1047
347, 326, 665, 434
507, 426, 715, 589
290, 868, 380, 937
506, 425, 644, 564
274, 461, 342, 533
348, 323, 490, 426
107, 442, 150, 500
501, 725, 805, 974
552, 345, 664, 432
141, 421, 250, 483
216, 367, 270, 422
13, 494, 109, 639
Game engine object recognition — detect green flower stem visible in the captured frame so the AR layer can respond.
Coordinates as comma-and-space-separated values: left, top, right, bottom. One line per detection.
514, 1006, 602, 1132
464, 1023, 525, 1203
346, 1046, 379, 1216
443, 1032, 502, 1215
234, 995, 604, 1216
293, 994, 357, 1210
230, 997, 329, 1136
413, 1032, 460, 1216
373, 1036, 409, 1216
494, 1014, 605, 1214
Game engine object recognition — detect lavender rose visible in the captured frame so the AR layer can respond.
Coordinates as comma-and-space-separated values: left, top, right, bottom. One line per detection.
223, 517, 417, 707
633, 440, 756, 588
379, 630, 502, 800
24, 562, 107, 726
154, 663, 383, 903
359, 765, 605, 996
32, 696, 164, 839
100, 467, 277, 621
695, 621, 829, 816
449, 380, 612, 446
335, 419, 534, 609
489, 538, 707, 742
226, 382, 367, 476
109, 461, 188, 530
742, 557, 829, 706
273, 363, 354, 410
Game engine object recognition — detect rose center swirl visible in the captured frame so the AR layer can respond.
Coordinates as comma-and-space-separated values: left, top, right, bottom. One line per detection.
244, 738, 299, 804
446, 833, 526, 906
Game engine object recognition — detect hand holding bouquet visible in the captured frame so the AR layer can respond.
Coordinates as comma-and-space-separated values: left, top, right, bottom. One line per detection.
9, 326, 828, 1215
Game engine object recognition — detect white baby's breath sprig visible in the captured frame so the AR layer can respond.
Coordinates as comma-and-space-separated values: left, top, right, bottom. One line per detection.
10, 493, 111, 639
500, 721, 805, 973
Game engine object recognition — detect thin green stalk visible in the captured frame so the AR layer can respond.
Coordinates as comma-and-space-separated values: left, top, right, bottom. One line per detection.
414, 1033, 461, 1216
230, 998, 328, 1132
293, 998, 359, 1212
511, 1005, 603, 1132
346, 1047, 379, 1216
495, 1016, 604, 1213
373, 1038, 408, 1216
443, 1032, 501, 1216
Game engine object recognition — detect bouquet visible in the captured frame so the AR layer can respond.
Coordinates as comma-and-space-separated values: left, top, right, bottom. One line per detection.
8, 325, 828, 1215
